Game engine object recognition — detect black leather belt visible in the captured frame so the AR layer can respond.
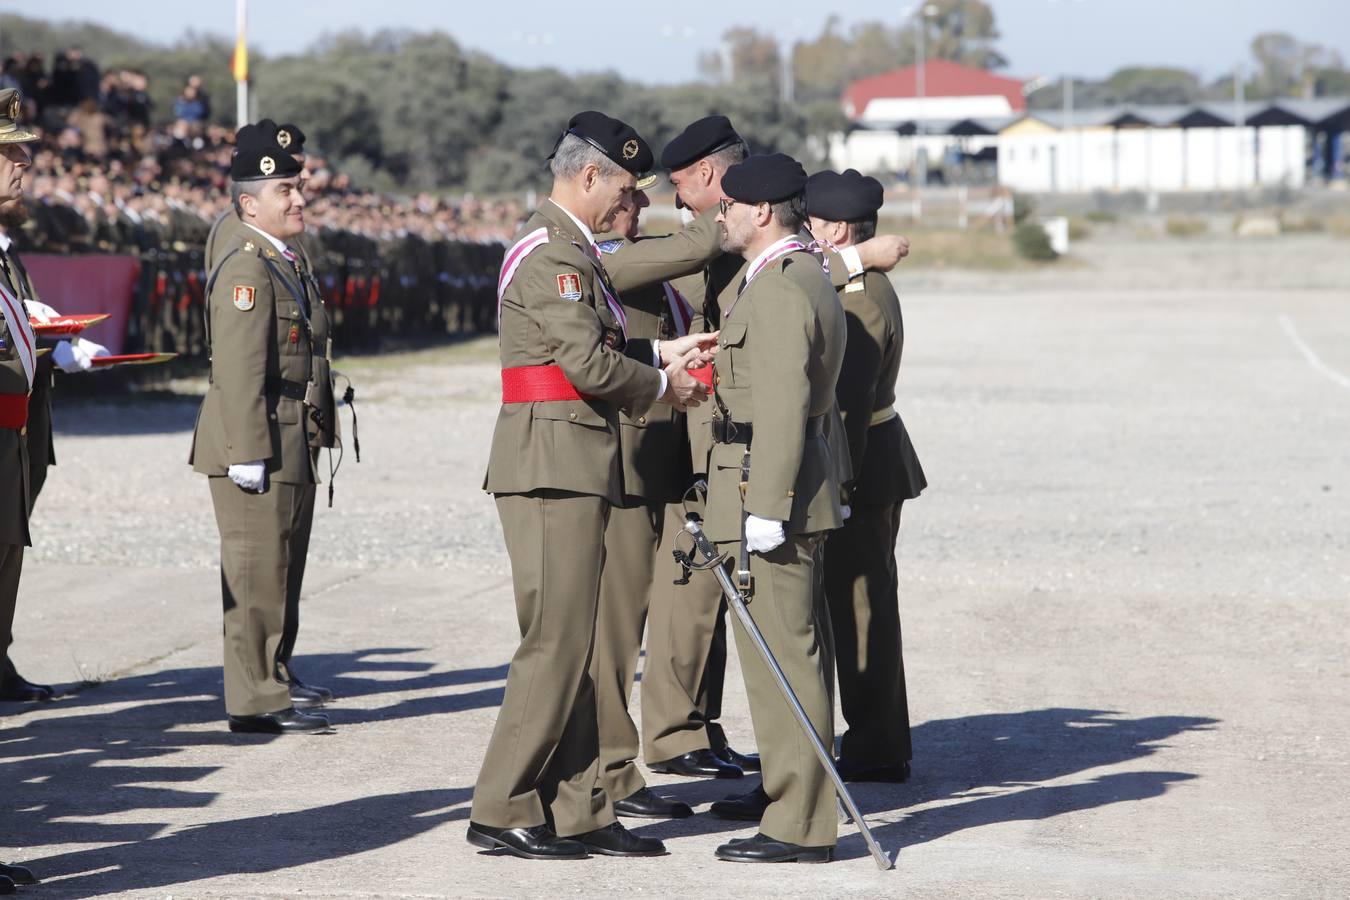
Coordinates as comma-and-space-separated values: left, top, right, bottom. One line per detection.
266, 377, 308, 401
712, 414, 824, 445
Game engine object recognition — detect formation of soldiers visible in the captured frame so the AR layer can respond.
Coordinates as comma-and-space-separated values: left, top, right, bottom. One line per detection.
0, 88, 927, 881
10, 113, 515, 362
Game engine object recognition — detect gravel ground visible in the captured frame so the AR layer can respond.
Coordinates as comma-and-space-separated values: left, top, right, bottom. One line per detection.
5, 232, 1349, 898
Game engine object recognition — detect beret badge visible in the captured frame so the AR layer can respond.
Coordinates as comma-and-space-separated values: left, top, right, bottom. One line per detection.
260, 155, 276, 176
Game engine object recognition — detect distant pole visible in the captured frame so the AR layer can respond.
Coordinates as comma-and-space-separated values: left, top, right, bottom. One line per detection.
1063, 75, 1075, 190
234, 0, 249, 128
915, 10, 926, 136
781, 38, 794, 105
1234, 62, 1246, 188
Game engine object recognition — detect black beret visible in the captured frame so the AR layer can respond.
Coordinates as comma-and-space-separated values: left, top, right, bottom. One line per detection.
276, 123, 306, 154
660, 115, 745, 171
549, 110, 653, 176
721, 153, 807, 204
805, 169, 884, 221
231, 120, 302, 181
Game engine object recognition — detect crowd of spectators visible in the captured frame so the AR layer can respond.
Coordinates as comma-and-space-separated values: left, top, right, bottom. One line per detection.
1, 49, 525, 351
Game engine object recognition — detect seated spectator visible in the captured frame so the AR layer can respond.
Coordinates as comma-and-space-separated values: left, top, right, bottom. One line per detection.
173, 83, 208, 125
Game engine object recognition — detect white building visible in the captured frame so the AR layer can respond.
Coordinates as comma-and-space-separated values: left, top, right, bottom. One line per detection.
829, 60, 1026, 175
997, 106, 1308, 192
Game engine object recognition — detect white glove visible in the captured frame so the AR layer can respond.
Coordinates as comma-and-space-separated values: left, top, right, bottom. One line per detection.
77, 337, 110, 359
24, 300, 60, 323
227, 461, 267, 492
52, 340, 91, 372
841, 505, 852, 521
744, 514, 786, 554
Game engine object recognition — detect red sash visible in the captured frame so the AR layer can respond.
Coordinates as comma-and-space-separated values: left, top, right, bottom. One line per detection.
0, 392, 28, 429
502, 365, 593, 403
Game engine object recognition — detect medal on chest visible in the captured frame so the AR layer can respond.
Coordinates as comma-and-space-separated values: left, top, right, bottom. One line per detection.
288, 324, 301, 345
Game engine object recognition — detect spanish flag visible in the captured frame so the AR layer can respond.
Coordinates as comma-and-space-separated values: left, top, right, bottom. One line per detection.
231, 35, 248, 83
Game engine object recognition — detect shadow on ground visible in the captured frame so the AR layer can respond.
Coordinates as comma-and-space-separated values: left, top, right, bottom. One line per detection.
633, 707, 1218, 861
0, 647, 495, 896
3, 648, 1217, 887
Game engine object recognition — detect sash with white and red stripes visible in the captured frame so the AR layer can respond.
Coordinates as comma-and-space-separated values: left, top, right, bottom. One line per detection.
588, 246, 629, 337
496, 226, 550, 328
727, 236, 808, 318
0, 280, 36, 388
661, 282, 693, 336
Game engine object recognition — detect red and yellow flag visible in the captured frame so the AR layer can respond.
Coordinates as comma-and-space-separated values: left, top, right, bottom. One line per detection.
231, 35, 248, 83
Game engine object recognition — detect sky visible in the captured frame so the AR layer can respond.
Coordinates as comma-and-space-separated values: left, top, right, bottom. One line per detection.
13, 0, 1350, 85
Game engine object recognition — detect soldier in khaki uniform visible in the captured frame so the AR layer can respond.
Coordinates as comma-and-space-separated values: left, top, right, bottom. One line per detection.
807, 169, 926, 783
645, 117, 912, 781
702, 154, 846, 863
0, 86, 45, 892
467, 111, 713, 861
190, 122, 338, 734
588, 182, 724, 819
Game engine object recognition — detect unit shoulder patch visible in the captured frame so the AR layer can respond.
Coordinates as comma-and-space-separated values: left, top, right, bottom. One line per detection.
595, 239, 624, 255
232, 285, 256, 311
557, 273, 583, 301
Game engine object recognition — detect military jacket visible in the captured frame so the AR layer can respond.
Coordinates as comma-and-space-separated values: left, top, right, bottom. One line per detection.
0, 298, 31, 547
704, 248, 846, 542
190, 226, 336, 484
595, 236, 697, 503
482, 200, 663, 505
835, 269, 927, 505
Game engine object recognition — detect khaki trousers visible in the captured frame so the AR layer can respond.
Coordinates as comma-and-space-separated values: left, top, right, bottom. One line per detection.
208, 476, 316, 716
0, 542, 21, 670
275, 489, 317, 683
591, 498, 663, 802
641, 501, 728, 762
723, 533, 837, 848
823, 500, 912, 765
470, 490, 616, 838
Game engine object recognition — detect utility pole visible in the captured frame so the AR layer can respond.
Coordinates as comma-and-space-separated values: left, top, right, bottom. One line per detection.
781, 38, 794, 105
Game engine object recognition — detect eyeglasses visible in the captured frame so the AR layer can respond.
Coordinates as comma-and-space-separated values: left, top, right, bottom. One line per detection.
718, 198, 738, 215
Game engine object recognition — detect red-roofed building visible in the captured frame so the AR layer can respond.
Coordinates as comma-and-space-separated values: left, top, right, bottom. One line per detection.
843, 60, 1027, 126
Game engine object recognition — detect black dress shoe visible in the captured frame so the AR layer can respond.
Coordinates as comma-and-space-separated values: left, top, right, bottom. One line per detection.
466, 822, 587, 860
613, 787, 693, 820
0, 863, 36, 885
0, 873, 14, 895
710, 785, 770, 821
649, 748, 743, 779
716, 745, 760, 772
0, 672, 54, 702
228, 708, 332, 735
290, 675, 334, 701
574, 821, 666, 857
289, 684, 326, 710
837, 758, 911, 783
714, 832, 832, 863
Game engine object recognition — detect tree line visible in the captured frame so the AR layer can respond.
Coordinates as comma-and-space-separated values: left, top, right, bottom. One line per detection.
3, 2, 1346, 195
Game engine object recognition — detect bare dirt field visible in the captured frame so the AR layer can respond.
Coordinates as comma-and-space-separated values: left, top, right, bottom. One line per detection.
5, 231, 1348, 898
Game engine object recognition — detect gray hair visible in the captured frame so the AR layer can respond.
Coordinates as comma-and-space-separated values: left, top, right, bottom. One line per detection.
229, 180, 251, 216
705, 141, 749, 174
549, 133, 625, 181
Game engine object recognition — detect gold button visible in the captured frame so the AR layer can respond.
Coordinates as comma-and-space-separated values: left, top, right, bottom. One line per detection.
20, 426, 26, 436
786, 490, 795, 497
637, 416, 646, 425
568, 412, 577, 421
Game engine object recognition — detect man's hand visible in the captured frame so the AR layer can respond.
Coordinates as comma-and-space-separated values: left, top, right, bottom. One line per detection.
24, 300, 60, 323
657, 331, 719, 368
745, 515, 786, 554
227, 461, 267, 492
857, 234, 911, 272
659, 346, 710, 411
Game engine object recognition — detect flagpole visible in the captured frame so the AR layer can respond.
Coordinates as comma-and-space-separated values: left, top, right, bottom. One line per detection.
234, 0, 249, 127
